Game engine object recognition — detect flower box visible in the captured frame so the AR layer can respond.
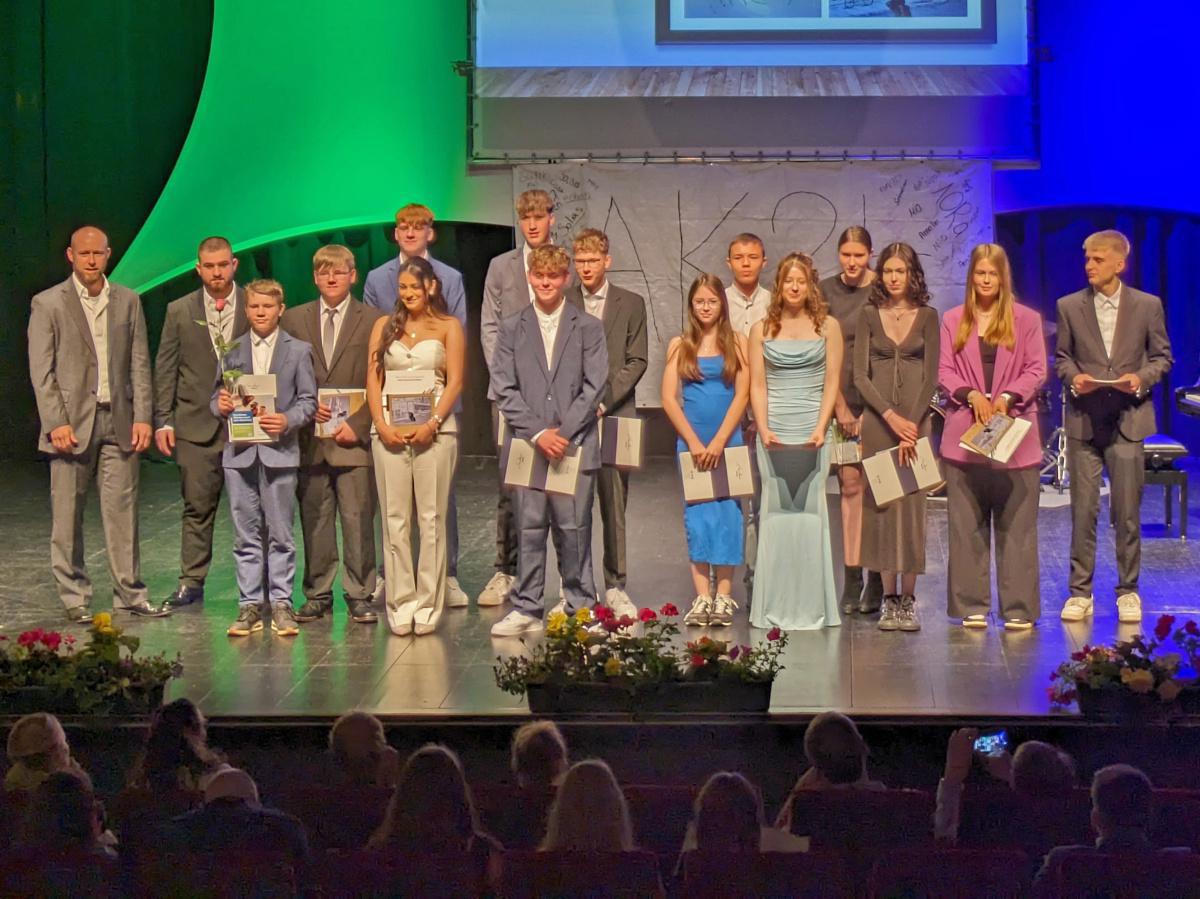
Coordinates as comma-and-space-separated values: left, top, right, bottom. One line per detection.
526, 678, 772, 715
1075, 684, 1176, 723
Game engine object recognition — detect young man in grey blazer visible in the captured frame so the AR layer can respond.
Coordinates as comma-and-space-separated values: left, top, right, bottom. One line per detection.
281, 245, 386, 624
28, 226, 168, 621
154, 236, 249, 609
489, 246, 608, 636
1055, 230, 1173, 624
565, 228, 648, 619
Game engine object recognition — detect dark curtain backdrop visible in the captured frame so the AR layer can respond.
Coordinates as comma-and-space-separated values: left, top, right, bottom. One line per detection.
0, 0, 213, 458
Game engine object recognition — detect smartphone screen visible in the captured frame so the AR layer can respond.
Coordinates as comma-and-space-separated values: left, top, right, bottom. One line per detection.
973, 730, 1009, 754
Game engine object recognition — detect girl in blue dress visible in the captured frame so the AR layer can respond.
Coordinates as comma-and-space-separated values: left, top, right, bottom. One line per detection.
661, 274, 750, 628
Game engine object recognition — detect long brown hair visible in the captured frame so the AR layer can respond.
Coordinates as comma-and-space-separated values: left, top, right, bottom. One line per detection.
369, 744, 482, 849
765, 253, 829, 338
674, 274, 743, 385
541, 759, 633, 852
373, 257, 449, 376
954, 243, 1016, 352
869, 243, 931, 307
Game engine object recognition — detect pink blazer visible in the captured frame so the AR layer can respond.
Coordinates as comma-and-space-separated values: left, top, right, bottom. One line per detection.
938, 303, 1047, 468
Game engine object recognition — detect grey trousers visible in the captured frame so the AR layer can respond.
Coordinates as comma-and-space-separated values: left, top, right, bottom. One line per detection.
1068, 434, 1144, 597
596, 466, 629, 590
492, 402, 518, 575
945, 461, 1040, 621
511, 473, 597, 618
49, 406, 147, 609
297, 462, 378, 604
174, 433, 226, 591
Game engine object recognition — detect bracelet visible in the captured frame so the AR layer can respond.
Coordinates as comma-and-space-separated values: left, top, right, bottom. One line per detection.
430, 413, 444, 429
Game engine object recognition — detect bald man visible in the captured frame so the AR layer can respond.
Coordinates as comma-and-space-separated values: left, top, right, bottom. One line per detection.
28, 226, 168, 622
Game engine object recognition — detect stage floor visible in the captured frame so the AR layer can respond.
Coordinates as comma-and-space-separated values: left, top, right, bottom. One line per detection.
2, 457, 1198, 719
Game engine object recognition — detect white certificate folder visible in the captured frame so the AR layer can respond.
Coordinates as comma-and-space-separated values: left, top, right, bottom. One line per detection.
599, 416, 644, 469
862, 436, 944, 507
679, 445, 756, 504
501, 437, 582, 496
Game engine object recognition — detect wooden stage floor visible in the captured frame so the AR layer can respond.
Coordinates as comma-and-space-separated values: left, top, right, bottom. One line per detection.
2, 458, 1197, 720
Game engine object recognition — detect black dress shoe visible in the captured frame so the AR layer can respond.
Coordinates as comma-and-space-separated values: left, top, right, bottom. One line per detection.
65, 606, 93, 624
121, 601, 171, 618
295, 599, 333, 622
347, 599, 378, 624
164, 586, 203, 608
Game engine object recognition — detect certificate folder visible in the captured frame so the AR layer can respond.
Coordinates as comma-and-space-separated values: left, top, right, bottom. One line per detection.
383, 370, 436, 434
862, 436, 944, 507
679, 445, 756, 503
600, 416, 644, 469
228, 374, 277, 443
959, 413, 1032, 464
315, 388, 366, 438
501, 437, 581, 496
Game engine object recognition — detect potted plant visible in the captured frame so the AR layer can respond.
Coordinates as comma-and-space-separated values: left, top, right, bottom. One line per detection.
0, 613, 182, 716
1048, 614, 1184, 721
494, 604, 788, 715
1168, 615, 1200, 716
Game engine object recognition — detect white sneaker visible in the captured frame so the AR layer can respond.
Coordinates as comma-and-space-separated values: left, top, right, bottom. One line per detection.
372, 577, 386, 604
1117, 592, 1143, 623
446, 576, 469, 608
490, 610, 543, 637
710, 594, 738, 626
605, 587, 638, 621
684, 595, 712, 627
477, 572, 515, 607
1060, 595, 1094, 622
548, 598, 567, 618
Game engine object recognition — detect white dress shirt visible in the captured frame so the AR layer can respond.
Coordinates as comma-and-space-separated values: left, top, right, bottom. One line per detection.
523, 244, 536, 304
74, 274, 111, 404
251, 329, 279, 376
1094, 284, 1121, 358
727, 281, 771, 337
534, 300, 565, 368
203, 287, 236, 350
582, 279, 609, 321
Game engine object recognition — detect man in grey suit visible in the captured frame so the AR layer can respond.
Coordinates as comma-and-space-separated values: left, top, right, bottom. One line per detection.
154, 236, 249, 608
1055, 230, 1173, 624
489, 246, 608, 637
281, 244, 386, 624
28, 226, 168, 621
565, 228, 648, 618
478, 189, 574, 609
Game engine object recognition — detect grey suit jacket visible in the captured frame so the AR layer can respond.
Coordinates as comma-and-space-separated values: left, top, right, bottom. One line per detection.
281, 298, 386, 468
1054, 283, 1173, 441
209, 330, 317, 469
565, 282, 648, 418
154, 286, 249, 443
491, 302, 608, 472
29, 277, 152, 454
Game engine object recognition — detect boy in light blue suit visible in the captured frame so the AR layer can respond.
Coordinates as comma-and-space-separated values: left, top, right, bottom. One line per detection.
211, 279, 317, 637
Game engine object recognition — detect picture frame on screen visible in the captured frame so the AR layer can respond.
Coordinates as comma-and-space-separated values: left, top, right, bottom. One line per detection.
656, 0, 998, 45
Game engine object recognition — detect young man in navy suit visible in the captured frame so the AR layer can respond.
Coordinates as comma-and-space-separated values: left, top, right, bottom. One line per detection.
212, 279, 316, 637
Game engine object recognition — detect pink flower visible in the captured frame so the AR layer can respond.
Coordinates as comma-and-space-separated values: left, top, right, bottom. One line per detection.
1155, 614, 1177, 642
214, 297, 227, 312
730, 646, 741, 661
767, 627, 782, 642
659, 603, 679, 617
64, 635, 76, 645
638, 608, 657, 622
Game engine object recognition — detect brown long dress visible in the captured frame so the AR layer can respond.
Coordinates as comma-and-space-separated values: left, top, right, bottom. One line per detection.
852, 305, 940, 574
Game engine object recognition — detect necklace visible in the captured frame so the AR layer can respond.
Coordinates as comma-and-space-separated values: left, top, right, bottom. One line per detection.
884, 303, 915, 322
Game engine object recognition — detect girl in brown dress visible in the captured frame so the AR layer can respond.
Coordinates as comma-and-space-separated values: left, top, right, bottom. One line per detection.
852, 243, 940, 632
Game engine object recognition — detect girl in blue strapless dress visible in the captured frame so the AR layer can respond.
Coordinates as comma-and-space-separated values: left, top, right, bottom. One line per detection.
661, 274, 751, 628
747, 253, 846, 630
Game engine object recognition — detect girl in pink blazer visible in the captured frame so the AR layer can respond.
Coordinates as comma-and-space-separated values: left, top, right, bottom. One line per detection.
938, 244, 1047, 629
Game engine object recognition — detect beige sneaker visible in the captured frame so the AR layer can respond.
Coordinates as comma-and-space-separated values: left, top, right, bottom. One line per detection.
1117, 592, 1143, 623
605, 587, 638, 621
710, 594, 738, 626
477, 572, 515, 607
962, 614, 989, 629
446, 576, 469, 608
1003, 618, 1034, 631
684, 595, 712, 627
1060, 596, 1093, 622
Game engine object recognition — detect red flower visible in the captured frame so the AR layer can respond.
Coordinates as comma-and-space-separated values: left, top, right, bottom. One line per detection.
64, 635, 76, 645
659, 603, 679, 617
595, 605, 615, 622
1186, 620, 1200, 636
767, 627, 782, 642
0, 635, 7, 641
699, 636, 712, 646
1070, 650, 1086, 662
638, 608, 657, 622
617, 615, 634, 629
602, 618, 621, 633
40, 632, 62, 651
18, 629, 44, 647
1155, 614, 1177, 642
690, 654, 706, 667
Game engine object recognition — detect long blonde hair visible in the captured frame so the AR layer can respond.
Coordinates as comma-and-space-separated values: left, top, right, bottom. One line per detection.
765, 253, 828, 338
955, 243, 1016, 352
540, 759, 633, 852
675, 274, 743, 385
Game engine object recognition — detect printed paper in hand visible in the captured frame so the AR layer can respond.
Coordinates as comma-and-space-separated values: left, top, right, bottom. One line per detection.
679, 445, 756, 503
600, 416, 644, 469
501, 438, 581, 496
384, 370, 436, 434
228, 374, 277, 443
830, 425, 863, 466
315, 389, 366, 438
959, 413, 1032, 464
862, 436, 944, 506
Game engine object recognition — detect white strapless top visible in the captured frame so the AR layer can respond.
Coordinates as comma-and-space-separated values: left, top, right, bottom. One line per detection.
381, 339, 456, 432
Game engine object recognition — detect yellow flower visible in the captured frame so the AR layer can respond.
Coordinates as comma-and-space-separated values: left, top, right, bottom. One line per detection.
92, 612, 112, 630
1157, 679, 1182, 702
574, 628, 589, 643
604, 658, 622, 676
97, 626, 116, 636
546, 611, 568, 635
574, 607, 593, 624
1120, 668, 1155, 694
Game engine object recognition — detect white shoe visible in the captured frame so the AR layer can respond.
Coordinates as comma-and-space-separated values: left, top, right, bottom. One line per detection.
1003, 618, 1034, 631
1117, 592, 1143, 623
1060, 595, 1094, 622
710, 594, 738, 626
477, 572, 515, 607
684, 595, 712, 627
605, 587, 638, 621
446, 576, 469, 608
962, 614, 989, 629
490, 610, 544, 637
372, 577, 386, 604
548, 598, 567, 618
